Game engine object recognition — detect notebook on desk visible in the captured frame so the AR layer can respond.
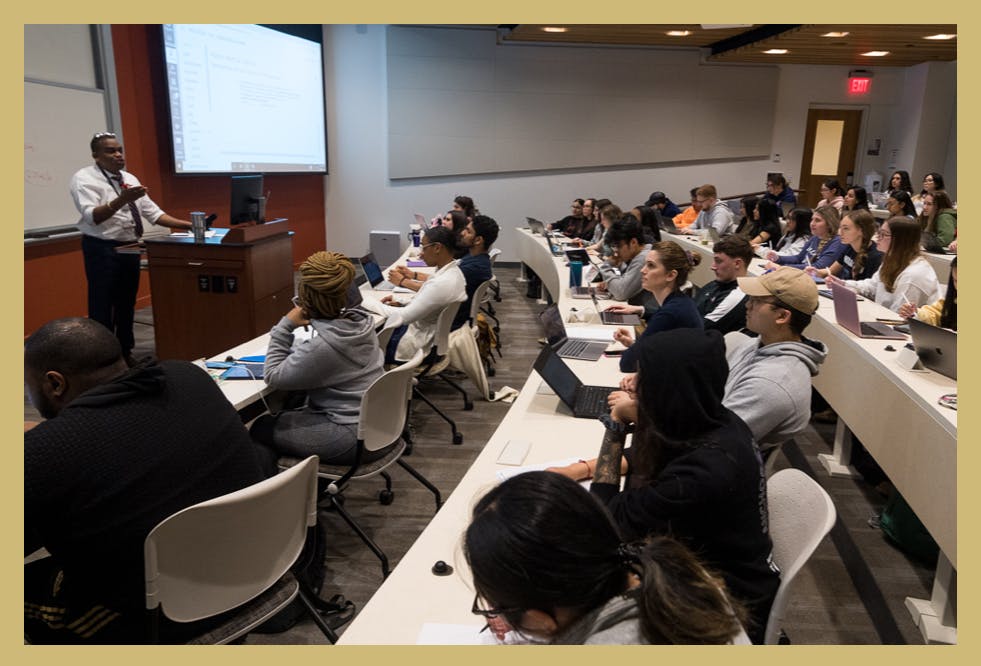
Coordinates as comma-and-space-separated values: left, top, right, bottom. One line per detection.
533, 345, 617, 419
538, 303, 610, 361
908, 318, 957, 380
830, 281, 906, 340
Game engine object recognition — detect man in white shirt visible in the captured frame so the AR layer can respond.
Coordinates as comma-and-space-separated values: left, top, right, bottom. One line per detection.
684, 184, 736, 236
70, 132, 191, 363
370, 226, 466, 364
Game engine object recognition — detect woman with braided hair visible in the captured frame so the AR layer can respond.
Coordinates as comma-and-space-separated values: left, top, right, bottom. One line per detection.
465, 471, 750, 644
250, 251, 389, 466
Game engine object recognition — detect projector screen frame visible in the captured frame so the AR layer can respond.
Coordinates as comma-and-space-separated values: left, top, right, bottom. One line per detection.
159, 23, 329, 177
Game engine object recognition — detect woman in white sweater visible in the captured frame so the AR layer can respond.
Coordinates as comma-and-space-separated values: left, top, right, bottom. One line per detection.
826, 216, 940, 312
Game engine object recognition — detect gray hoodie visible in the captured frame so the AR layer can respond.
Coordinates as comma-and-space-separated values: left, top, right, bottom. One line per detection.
723, 331, 828, 446
263, 307, 383, 424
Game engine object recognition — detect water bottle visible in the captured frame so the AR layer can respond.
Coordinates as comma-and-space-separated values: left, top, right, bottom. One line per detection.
191, 211, 206, 242
409, 224, 422, 247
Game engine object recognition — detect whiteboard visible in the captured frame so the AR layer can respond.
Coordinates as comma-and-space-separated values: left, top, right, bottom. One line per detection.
24, 81, 109, 234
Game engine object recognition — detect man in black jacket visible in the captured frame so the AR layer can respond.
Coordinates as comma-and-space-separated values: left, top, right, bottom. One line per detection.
25, 317, 266, 643
695, 235, 754, 334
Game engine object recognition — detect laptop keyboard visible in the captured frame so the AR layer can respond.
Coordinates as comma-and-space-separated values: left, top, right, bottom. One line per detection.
861, 321, 896, 337
560, 339, 590, 356
602, 312, 626, 324
577, 386, 612, 416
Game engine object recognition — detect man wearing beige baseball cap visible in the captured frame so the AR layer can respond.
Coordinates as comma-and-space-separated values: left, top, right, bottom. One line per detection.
723, 267, 828, 456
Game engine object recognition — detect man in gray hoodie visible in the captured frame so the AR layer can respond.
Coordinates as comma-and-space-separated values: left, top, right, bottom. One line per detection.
725, 267, 828, 452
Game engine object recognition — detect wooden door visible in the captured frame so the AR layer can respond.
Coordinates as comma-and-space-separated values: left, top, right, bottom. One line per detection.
798, 109, 863, 208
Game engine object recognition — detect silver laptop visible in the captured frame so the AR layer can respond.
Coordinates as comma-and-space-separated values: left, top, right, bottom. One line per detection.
830, 281, 906, 340
538, 303, 610, 361
591, 292, 642, 326
655, 208, 682, 235
908, 318, 957, 380
348, 256, 368, 287
526, 217, 546, 235
413, 213, 428, 227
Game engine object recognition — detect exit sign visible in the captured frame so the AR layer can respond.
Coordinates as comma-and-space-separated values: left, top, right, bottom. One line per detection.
849, 76, 872, 94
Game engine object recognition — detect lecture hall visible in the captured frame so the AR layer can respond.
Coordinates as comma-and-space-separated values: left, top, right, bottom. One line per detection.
24, 23, 957, 645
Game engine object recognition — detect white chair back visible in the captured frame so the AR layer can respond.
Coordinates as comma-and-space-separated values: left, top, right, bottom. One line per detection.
358, 349, 423, 453
764, 468, 837, 644
143, 456, 319, 623
469, 279, 494, 324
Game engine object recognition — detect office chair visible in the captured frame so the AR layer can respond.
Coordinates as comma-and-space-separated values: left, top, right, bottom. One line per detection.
143, 456, 341, 643
469, 279, 500, 377
764, 468, 837, 644
487, 247, 503, 303
280, 350, 442, 578
411, 302, 472, 445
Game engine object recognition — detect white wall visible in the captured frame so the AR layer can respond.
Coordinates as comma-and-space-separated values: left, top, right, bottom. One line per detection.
323, 25, 955, 262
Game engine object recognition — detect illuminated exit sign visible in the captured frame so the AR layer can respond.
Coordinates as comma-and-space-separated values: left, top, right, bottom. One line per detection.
848, 70, 873, 95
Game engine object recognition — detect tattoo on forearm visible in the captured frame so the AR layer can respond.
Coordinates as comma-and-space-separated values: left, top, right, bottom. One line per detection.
593, 429, 627, 485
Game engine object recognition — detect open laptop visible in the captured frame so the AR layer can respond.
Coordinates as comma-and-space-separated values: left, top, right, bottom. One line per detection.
526, 217, 546, 235
908, 318, 957, 380
591, 292, 642, 326
413, 213, 429, 228
360, 252, 412, 293
543, 229, 564, 256
538, 303, 610, 361
532, 345, 617, 419
655, 208, 683, 235
348, 256, 368, 287
829, 281, 906, 340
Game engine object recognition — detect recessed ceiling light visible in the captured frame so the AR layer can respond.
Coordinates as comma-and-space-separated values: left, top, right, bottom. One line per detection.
666, 30, 692, 37
861, 51, 890, 57
924, 34, 956, 40
822, 32, 850, 38
542, 27, 567, 33
764, 49, 788, 55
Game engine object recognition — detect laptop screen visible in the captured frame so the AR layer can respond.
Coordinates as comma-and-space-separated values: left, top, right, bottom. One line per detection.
909, 318, 957, 380
532, 345, 582, 410
348, 256, 368, 287
538, 304, 568, 347
360, 257, 384, 287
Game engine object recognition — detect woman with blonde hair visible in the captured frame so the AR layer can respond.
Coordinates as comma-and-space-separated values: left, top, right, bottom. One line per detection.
764, 205, 843, 271
251, 251, 386, 465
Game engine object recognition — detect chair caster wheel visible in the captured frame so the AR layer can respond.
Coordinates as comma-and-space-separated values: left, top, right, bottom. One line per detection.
453, 433, 464, 445
487, 367, 496, 377
379, 489, 394, 505
464, 401, 473, 411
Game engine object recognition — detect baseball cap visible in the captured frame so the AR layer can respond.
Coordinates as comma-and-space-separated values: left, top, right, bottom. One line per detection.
645, 191, 667, 206
737, 267, 818, 315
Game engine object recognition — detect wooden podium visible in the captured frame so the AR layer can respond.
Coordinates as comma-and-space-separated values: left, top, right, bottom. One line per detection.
145, 219, 293, 361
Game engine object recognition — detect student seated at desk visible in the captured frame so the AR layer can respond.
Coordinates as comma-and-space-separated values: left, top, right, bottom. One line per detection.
805, 209, 882, 281
548, 329, 779, 644
764, 205, 843, 271
899, 256, 956, 328
389, 215, 499, 331
606, 241, 703, 372
465, 472, 750, 645
595, 217, 653, 306
766, 207, 811, 256
250, 251, 386, 467
826, 216, 941, 312
370, 226, 466, 364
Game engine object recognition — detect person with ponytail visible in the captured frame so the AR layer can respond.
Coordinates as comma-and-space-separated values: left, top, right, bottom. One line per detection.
547, 330, 779, 643
465, 471, 750, 644
805, 209, 882, 281
764, 205, 843, 271
607, 241, 703, 372
250, 251, 388, 465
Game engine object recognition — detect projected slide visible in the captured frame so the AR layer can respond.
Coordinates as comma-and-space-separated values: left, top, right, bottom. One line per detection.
163, 24, 327, 174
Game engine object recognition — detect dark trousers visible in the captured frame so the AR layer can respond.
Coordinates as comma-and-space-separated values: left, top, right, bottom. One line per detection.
82, 235, 141, 354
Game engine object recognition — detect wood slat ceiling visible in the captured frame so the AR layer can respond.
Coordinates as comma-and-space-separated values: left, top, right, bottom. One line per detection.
501, 24, 957, 67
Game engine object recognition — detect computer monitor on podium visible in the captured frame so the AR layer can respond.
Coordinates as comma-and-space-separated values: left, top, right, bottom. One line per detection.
230, 174, 265, 225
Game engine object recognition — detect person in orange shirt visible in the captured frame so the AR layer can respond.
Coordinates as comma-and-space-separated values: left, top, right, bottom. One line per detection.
673, 187, 701, 229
